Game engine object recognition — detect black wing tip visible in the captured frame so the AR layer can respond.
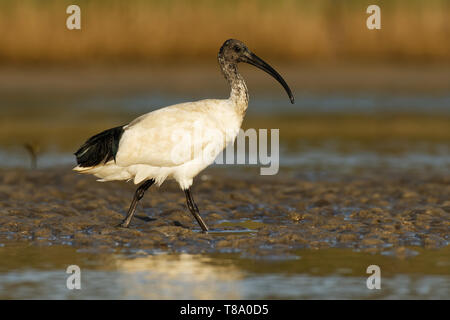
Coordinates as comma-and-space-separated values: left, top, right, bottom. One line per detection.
75, 126, 124, 167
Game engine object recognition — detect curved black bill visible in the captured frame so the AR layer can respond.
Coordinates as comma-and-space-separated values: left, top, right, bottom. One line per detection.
244, 52, 295, 104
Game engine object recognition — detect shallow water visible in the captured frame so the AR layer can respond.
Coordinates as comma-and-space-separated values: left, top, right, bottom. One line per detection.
1, 76, 449, 172
0, 243, 448, 299
2, 145, 449, 173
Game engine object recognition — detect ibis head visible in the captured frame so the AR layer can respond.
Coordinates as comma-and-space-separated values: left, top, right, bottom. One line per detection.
219, 39, 295, 104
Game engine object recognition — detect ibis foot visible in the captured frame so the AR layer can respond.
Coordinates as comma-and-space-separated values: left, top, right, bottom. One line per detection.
116, 221, 130, 228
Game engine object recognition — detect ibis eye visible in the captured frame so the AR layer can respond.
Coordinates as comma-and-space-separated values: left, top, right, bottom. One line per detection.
233, 46, 241, 53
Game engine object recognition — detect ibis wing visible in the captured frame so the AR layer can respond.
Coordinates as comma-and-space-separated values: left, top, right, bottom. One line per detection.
75, 126, 124, 167
115, 101, 231, 168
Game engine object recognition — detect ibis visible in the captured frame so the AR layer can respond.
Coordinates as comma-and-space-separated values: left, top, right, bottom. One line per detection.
74, 39, 294, 232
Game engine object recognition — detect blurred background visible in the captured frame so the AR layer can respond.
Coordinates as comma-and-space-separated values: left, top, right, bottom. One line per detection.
0, 0, 449, 172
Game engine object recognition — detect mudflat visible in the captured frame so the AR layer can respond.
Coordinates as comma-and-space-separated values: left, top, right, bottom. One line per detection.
0, 167, 448, 258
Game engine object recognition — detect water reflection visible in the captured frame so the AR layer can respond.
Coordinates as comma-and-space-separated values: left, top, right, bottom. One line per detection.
114, 254, 243, 299
0, 244, 448, 299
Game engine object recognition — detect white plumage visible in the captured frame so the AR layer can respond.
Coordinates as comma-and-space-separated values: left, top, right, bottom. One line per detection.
74, 98, 243, 189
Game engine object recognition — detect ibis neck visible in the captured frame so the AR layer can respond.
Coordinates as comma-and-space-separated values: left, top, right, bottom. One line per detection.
218, 56, 249, 116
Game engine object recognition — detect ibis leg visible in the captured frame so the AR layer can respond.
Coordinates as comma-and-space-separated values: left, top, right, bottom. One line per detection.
184, 188, 209, 232
118, 179, 155, 228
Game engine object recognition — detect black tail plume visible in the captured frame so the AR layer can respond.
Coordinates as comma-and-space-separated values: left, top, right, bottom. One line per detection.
75, 126, 124, 167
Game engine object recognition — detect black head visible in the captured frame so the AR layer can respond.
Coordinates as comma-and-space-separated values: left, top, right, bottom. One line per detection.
219, 39, 250, 63
219, 39, 294, 104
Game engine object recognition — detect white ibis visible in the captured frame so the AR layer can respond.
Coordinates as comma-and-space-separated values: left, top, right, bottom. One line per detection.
74, 39, 294, 232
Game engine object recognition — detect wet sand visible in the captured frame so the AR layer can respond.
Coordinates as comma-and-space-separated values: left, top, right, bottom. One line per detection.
0, 167, 448, 258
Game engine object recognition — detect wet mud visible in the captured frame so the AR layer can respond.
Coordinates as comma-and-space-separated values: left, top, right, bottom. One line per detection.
0, 167, 448, 259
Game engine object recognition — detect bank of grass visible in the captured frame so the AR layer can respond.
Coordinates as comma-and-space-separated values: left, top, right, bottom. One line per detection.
0, 0, 448, 64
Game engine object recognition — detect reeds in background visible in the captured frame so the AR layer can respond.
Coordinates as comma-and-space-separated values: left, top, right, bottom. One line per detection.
0, 0, 448, 64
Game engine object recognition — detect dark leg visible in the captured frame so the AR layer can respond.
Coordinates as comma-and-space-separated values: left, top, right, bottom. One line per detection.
184, 188, 209, 232
117, 179, 155, 228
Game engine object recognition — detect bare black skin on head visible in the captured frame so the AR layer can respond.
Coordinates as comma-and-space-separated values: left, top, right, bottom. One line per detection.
219, 39, 249, 64
218, 39, 295, 104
